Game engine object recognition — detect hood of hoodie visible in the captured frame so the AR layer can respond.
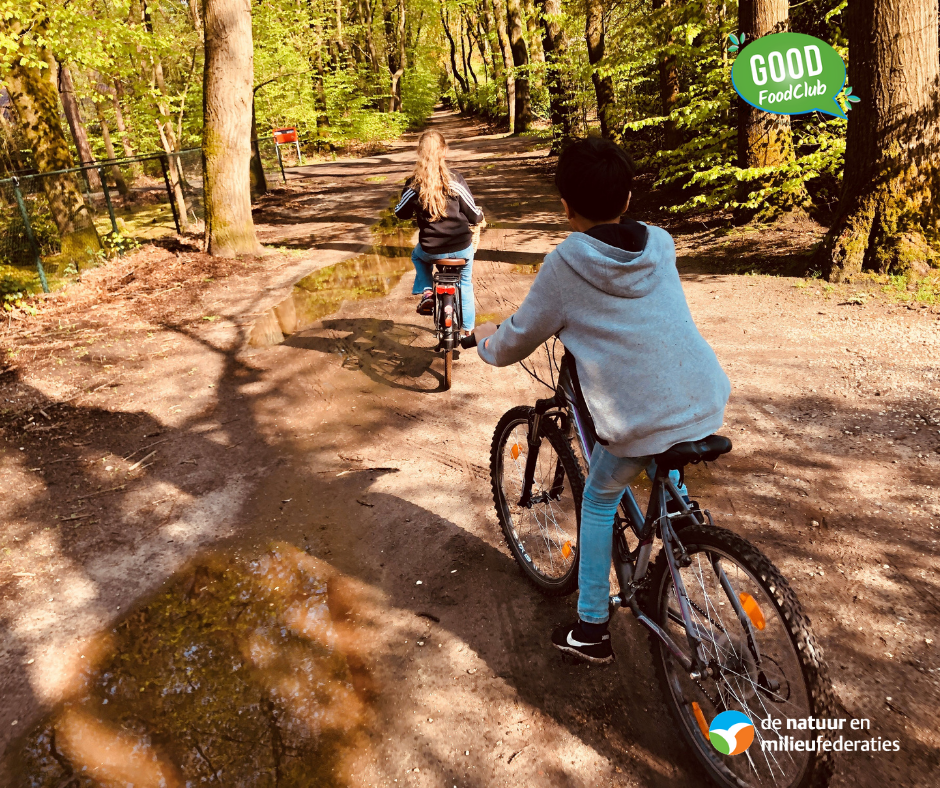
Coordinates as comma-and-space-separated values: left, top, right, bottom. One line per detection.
550, 223, 674, 299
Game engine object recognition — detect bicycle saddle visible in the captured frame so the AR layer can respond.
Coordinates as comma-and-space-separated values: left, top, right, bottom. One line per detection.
654, 434, 732, 472
435, 258, 468, 266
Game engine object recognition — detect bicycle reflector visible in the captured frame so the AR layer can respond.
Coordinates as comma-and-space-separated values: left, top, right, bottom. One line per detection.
510, 443, 523, 460
691, 702, 710, 739
739, 592, 766, 631
562, 541, 572, 559
436, 285, 456, 294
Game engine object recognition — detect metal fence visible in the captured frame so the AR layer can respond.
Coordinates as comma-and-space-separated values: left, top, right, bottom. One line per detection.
0, 140, 297, 299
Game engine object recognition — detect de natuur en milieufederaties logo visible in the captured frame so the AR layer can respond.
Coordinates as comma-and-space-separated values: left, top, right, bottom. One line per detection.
708, 710, 756, 756
730, 32, 859, 119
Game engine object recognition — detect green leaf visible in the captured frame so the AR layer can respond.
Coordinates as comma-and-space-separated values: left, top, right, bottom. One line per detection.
848, 96, 861, 103
728, 44, 738, 53
728, 33, 739, 45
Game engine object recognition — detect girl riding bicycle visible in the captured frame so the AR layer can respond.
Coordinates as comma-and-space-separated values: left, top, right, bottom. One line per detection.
394, 130, 484, 334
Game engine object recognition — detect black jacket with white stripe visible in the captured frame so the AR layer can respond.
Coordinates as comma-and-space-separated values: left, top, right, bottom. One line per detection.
394, 171, 484, 254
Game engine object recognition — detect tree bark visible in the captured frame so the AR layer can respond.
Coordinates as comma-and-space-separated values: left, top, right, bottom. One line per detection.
57, 63, 102, 191
817, 0, 940, 280
249, 94, 267, 200
93, 100, 130, 196
202, 0, 262, 256
536, 0, 575, 152
652, 0, 680, 149
381, 0, 406, 112
143, 0, 189, 229
506, 0, 531, 132
3, 47, 101, 261
441, 8, 469, 105
357, 0, 381, 74
524, 0, 545, 64
110, 82, 143, 181
736, 0, 793, 169
584, 0, 616, 140
490, 0, 516, 130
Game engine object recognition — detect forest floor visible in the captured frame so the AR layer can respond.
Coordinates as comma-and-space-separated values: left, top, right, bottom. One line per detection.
1, 109, 939, 788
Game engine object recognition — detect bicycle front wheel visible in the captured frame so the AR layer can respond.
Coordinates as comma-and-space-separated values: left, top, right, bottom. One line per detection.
490, 406, 583, 596
640, 524, 836, 788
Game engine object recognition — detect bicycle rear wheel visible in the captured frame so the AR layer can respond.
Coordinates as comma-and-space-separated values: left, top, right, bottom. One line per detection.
443, 350, 453, 390
640, 524, 836, 788
490, 406, 582, 595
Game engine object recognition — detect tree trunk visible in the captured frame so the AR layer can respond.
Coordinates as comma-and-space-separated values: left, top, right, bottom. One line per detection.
357, 0, 381, 74
490, 0, 516, 130
202, 0, 262, 256
506, 0, 531, 133
0, 107, 28, 173
441, 8, 469, 104
584, 0, 616, 140
111, 81, 142, 180
93, 101, 130, 196
460, 14, 477, 88
536, 0, 575, 152
652, 0, 680, 149
143, 0, 189, 229
817, 0, 940, 281
3, 49, 101, 261
382, 0, 406, 112
736, 0, 793, 169
524, 0, 545, 64
249, 94, 268, 200
57, 63, 102, 191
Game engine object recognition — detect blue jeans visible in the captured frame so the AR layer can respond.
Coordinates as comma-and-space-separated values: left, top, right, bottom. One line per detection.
411, 244, 475, 331
578, 444, 687, 624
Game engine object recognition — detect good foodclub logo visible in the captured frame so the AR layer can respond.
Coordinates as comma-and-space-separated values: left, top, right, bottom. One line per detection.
730, 32, 858, 119
708, 710, 756, 756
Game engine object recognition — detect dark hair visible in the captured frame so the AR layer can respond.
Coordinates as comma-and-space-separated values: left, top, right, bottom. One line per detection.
554, 137, 634, 221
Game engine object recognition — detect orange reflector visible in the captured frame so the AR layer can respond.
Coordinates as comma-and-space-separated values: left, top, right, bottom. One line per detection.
739, 592, 766, 631
445, 318, 452, 327
510, 443, 523, 460
561, 541, 572, 559
692, 702, 710, 739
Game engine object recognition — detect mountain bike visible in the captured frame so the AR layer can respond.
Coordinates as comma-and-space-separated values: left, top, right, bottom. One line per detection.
460, 334, 836, 788
428, 259, 466, 391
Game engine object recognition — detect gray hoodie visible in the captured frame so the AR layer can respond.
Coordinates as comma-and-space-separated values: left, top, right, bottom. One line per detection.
478, 225, 731, 458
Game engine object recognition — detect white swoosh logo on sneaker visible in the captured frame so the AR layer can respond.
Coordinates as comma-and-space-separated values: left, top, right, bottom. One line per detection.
567, 632, 598, 648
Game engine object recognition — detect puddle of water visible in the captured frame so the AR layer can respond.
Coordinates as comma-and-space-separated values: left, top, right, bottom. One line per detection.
5, 545, 375, 787
250, 243, 413, 348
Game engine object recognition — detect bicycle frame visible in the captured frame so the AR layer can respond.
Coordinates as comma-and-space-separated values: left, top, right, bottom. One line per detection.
519, 352, 760, 678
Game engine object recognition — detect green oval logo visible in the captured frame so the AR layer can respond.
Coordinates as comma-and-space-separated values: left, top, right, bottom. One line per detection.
731, 32, 847, 119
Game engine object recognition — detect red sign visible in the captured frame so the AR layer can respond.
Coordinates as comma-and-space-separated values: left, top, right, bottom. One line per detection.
273, 127, 298, 144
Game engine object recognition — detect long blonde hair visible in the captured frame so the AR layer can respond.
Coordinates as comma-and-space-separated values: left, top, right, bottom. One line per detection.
411, 130, 453, 221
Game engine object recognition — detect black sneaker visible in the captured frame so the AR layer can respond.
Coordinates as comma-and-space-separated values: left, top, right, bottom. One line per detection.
416, 291, 434, 315
551, 620, 614, 664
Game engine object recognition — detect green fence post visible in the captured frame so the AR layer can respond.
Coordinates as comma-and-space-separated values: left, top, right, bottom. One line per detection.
12, 177, 49, 294
98, 167, 119, 237
159, 154, 182, 234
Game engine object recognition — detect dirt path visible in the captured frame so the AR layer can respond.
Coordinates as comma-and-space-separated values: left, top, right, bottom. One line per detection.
1, 110, 938, 787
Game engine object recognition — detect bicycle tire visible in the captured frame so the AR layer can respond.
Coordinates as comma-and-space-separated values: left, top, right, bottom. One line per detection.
639, 524, 836, 788
490, 406, 583, 596
443, 350, 453, 390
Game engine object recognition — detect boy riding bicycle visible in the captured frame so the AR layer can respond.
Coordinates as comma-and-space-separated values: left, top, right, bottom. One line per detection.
473, 138, 731, 663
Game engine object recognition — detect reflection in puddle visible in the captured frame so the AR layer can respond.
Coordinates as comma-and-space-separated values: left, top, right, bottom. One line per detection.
7, 545, 374, 787
250, 243, 413, 348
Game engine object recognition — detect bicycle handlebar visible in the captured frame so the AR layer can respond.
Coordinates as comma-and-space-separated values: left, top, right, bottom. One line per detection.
459, 323, 500, 350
